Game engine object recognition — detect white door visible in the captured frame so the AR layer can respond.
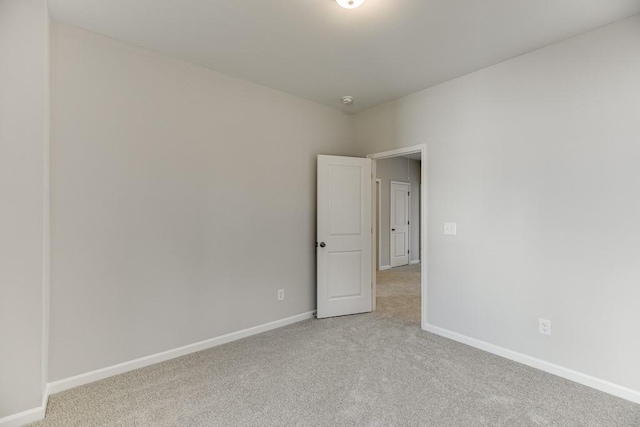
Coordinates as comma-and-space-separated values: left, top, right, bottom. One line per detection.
390, 181, 410, 267
317, 155, 372, 319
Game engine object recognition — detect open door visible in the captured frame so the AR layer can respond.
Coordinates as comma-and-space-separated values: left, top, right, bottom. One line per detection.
317, 155, 372, 319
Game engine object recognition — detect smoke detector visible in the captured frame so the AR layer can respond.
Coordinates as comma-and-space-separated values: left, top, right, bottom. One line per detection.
341, 96, 354, 106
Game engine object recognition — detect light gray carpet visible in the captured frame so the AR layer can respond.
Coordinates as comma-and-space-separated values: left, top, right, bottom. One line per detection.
376, 263, 421, 325
32, 265, 639, 426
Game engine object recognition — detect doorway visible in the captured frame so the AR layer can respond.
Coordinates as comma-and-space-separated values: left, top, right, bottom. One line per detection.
368, 145, 426, 328
315, 145, 426, 328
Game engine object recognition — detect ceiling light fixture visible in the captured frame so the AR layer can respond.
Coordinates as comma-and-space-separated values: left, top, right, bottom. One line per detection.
336, 0, 366, 9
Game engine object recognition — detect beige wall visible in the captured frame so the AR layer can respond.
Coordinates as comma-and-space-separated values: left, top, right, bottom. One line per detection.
0, 0, 48, 418
376, 157, 421, 268
355, 15, 640, 392
49, 22, 355, 382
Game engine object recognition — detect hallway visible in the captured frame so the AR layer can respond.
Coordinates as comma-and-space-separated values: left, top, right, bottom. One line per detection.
376, 263, 421, 325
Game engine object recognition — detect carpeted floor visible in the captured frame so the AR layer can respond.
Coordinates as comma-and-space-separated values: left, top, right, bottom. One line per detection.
31, 264, 639, 426
376, 262, 421, 325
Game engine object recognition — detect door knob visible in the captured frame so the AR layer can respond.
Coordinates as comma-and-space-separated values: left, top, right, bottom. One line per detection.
392, 228, 396, 231
319, 242, 326, 248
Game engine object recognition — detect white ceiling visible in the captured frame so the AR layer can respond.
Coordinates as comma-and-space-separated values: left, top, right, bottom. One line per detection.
49, 0, 640, 113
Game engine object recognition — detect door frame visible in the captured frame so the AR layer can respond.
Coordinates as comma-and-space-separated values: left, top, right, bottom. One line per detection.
389, 180, 410, 268
376, 178, 382, 272
367, 144, 427, 330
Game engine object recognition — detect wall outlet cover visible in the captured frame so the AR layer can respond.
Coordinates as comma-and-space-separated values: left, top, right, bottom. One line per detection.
444, 222, 457, 235
539, 318, 551, 336
277, 289, 285, 301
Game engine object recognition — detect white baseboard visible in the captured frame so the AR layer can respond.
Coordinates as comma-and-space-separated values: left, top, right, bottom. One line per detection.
0, 406, 45, 427
47, 311, 315, 395
381, 262, 420, 270
423, 323, 640, 405
2, 312, 314, 426
10, 315, 635, 425
0, 384, 50, 427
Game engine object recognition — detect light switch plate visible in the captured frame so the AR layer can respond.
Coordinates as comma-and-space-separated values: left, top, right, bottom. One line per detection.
444, 223, 457, 235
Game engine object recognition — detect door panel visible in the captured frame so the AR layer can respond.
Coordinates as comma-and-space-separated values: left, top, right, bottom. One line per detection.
330, 167, 362, 235
394, 233, 406, 257
328, 252, 362, 299
390, 181, 409, 267
317, 155, 372, 318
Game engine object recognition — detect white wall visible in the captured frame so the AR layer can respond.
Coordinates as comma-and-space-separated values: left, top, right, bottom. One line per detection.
0, 0, 48, 418
48, 22, 355, 382
355, 15, 640, 392
376, 157, 420, 267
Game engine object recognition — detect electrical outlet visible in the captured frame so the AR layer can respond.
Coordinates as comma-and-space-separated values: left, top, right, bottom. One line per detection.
277, 289, 285, 301
539, 319, 551, 336
444, 222, 457, 235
